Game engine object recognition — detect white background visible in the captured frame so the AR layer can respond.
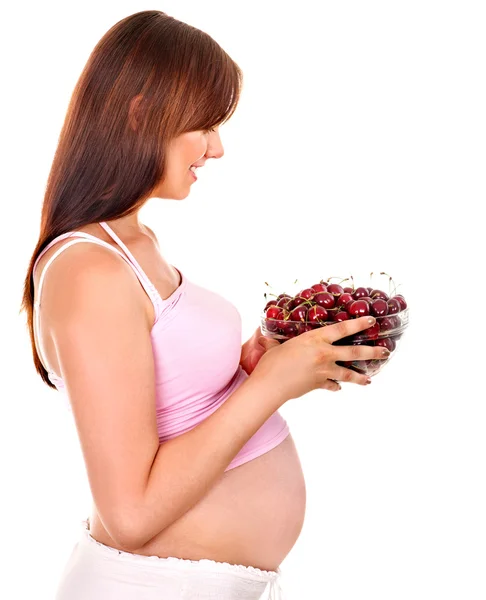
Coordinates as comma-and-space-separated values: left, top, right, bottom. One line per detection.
2, 1, 485, 598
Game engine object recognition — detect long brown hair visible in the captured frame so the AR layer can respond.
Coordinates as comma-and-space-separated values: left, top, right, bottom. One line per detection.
19, 10, 243, 388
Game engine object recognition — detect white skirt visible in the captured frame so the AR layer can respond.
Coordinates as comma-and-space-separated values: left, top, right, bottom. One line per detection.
54, 519, 287, 599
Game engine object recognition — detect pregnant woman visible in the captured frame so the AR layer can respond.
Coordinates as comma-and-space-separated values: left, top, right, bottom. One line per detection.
20, 10, 384, 599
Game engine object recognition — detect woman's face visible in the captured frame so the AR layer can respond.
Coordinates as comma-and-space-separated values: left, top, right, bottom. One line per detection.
152, 127, 224, 200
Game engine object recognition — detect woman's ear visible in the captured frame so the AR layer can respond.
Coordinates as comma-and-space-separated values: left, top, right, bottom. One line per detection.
128, 94, 144, 131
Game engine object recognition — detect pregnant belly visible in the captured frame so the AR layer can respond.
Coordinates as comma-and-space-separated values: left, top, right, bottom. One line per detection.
89, 432, 306, 572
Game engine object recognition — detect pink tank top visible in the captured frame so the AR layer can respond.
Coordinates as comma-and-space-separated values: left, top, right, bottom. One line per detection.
32, 222, 289, 472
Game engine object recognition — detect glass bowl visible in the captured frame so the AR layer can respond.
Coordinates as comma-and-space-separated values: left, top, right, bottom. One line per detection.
260, 307, 409, 378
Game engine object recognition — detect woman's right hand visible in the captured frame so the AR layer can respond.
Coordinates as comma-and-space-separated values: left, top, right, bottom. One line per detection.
251, 316, 390, 402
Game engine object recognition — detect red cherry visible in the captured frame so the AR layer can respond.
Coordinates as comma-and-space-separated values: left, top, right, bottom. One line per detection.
289, 304, 308, 322
334, 311, 350, 322
314, 292, 335, 309
307, 305, 329, 324
388, 315, 401, 329
265, 300, 278, 311
393, 294, 408, 310
281, 322, 300, 337
336, 293, 354, 309
276, 296, 291, 308
379, 317, 395, 333
343, 286, 354, 293
266, 306, 281, 319
361, 296, 373, 304
298, 288, 315, 300
277, 293, 290, 300
311, 283, 328, 293
353, 287, 369, 300
370, 289, 389, 301
366, 287, 373, 294
348, 300, 370, 317
370, 299, 389, 317
364, 322, 380, 339
375, 337, 396, 352
327, 284, 345, 296
302, 324, 314, 333
387, 298, 401, 314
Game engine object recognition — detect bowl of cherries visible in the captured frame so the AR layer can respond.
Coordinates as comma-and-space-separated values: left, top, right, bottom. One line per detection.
261, 272, 409, 378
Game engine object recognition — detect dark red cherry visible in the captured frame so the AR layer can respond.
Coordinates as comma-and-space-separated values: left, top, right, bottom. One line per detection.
289, 304, 308, 322
387, 298, 401, 314
311, 283, 328, 292
327, 284, 345, 296
266, 306, 281, 320
379, 317, 395, 333
336, 293, 354, 309
393, 294, 408, 310
264, 300, 278, 311
307, 305, 328, 324
276, 296, 291, 308
314, 292, 335, 309
371, 289, 389, 301
370, 299, 389, 317
365, 323, 380, 339
343, 286, 354, 293
333, 311, 350, 322
375, 337, 396, 352
366, 287, 373, 294
348, 300, 370, 317
298, 288, 315, 300
353, 287, 369, 300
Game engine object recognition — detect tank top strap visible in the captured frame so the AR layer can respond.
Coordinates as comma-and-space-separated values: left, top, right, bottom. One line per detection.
98, 222, 158, 300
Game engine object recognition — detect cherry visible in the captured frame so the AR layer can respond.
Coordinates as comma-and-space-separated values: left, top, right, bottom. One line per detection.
343, 286, 354, 293
307, 305, 329, 324
299, 288, 315, 300
387, 298, 401, 314
353, 287, 369, 300
375, 337, 396, 352
311, 283, 328, 293
289, 304, 308, 322
371, 289, 389, 301
333, 311, 350, 322
379, 317, 395, 333
276, 296, 291, 308
393, 294, 408, 310
361, 296, 373, 304
370, 299, 389, 317
327, 283, 345, 296
287, 296, 305, 310
277, 293, 291, 301
266, 306, 281, 320
348, 300, 370, 317
265, 319, 279, 332
265, 300, 278, 311
314, 292, 335, 309
364, 322, 380, 339
326, 308, 339, 321
366, 287, 373, 294
336, 293, 354, 309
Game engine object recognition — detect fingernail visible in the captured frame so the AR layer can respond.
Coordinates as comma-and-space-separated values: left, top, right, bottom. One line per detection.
368, 317, 376, 324
382, 349, 390, 356
366, 378, 372, 384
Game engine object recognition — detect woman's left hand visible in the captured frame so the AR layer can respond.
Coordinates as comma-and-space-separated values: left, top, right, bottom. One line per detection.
239, 326, 280, 375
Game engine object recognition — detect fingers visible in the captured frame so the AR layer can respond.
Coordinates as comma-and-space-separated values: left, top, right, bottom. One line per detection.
258, 337, 280, 351
331, 365, 371, 386
318, 316, 377, 345
321, 379, 342, 392
332, 343, 390, 363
